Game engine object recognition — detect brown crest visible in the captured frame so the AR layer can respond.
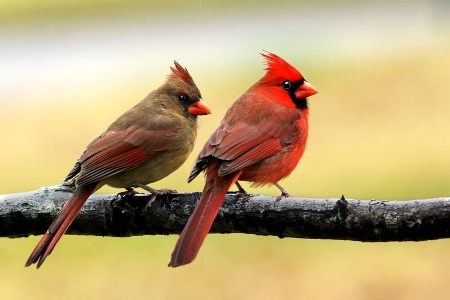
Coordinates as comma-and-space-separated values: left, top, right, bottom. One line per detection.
170, 61, 194, 84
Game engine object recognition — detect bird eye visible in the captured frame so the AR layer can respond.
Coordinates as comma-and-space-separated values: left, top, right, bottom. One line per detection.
177, 94, 189, 102
281, 80, 292, 90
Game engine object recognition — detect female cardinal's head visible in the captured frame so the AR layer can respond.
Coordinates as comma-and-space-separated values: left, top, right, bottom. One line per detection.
158, 61, 211, 118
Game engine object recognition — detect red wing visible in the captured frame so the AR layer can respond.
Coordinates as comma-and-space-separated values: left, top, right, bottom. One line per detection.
212, 122, 287, 176
75, 125, 177, 186
188, 93, 302, 181
217, 138, 282, 176
200, 113, 300, 177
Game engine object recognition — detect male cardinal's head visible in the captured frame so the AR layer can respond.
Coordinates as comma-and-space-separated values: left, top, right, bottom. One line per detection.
260, 51, 317, 109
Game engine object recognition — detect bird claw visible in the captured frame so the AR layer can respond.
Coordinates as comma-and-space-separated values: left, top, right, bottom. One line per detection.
143, 194, 157, 212
234, 191, 250, 202
272, 182, 291, 209
155, 188, 177, 195
116, 186, 176, 211
274, 182, 290, 201
117, 187, 140, 199
132, 184, 177, 210
275, 191, 290, 202
142, 189, 176, 211
233, 181, 250, 202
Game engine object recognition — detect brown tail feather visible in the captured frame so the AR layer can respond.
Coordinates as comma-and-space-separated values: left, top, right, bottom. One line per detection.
25, 183, 97, 268
169, 162, 241, 267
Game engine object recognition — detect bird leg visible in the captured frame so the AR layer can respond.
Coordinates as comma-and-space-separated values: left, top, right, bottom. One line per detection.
274, 182, 290, 201
134, 183, 177, 210
234, 181, 250, 201
134, 183, 176, 195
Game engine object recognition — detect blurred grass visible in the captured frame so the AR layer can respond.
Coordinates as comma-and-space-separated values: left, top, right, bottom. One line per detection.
1, 1, 450, 300
0, 0, 362, 26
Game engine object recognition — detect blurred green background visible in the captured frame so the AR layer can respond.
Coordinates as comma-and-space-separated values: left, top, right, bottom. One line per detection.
1, 0, 449, 299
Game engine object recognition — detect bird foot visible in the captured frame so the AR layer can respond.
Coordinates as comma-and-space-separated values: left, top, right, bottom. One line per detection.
234, 191, 250, 202
274, 182, 291, 201
143, 188, 177, 211
275, 191, 291, 202
133, 184, 177, 210
117, 187, 140, 198
234, 181, 250, 202
153, 188, 177, 195
143, 194, 157, 211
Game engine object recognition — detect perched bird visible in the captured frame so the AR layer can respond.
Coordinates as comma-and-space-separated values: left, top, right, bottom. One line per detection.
25, 61, 211, 268
169, 52, 317, 267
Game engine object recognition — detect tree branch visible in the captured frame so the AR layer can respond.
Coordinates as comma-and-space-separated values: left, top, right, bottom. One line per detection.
1, 185, 449, 241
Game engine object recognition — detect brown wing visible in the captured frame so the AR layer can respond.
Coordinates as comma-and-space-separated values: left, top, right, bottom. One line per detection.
67, 124, 178, 186
189, 94, 301, 181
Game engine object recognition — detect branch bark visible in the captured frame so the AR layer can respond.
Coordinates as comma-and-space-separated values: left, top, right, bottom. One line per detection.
1, 185, 449, 241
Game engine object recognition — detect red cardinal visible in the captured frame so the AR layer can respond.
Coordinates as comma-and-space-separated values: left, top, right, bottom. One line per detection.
169, 52, 317, 267
25, 62, 211, 268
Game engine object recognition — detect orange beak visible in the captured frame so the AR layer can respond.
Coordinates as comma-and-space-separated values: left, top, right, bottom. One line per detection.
188, 99, 211, 115
295, 81, 318, 99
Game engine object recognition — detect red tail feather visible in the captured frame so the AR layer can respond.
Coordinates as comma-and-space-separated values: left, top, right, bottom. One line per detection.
25, 183, 97, 268
169, 161, 242, 267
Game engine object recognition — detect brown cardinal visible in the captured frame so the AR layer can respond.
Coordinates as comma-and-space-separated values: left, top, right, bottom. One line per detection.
25, 61, 211, 268
169, 52, 317, 267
